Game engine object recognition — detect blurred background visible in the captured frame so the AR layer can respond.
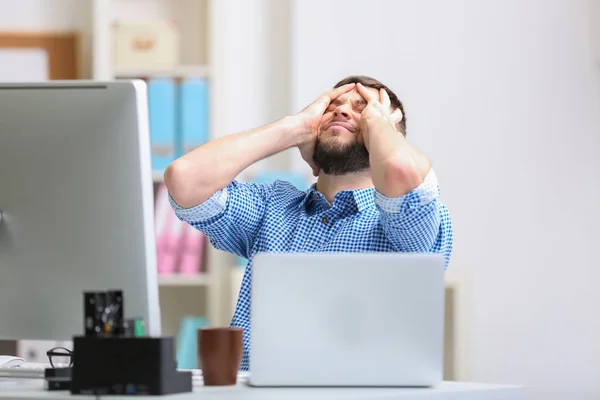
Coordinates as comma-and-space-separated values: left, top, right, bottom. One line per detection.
0, 0, 598, 398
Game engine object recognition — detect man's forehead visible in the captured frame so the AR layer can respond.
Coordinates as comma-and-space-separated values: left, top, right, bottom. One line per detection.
336, 86, 378, 102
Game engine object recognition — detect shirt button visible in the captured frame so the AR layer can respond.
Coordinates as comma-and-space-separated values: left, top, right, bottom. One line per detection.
321, 216, 329, 224
313, 194, 319, 199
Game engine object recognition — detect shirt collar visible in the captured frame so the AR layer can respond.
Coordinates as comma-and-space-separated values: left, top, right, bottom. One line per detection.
299, 184, 374, 212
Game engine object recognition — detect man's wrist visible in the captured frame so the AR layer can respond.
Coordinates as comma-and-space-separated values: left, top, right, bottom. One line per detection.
280, 115, 312, 147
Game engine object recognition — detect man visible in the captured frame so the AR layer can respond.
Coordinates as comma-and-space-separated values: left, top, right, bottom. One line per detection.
165, 75, 453, 371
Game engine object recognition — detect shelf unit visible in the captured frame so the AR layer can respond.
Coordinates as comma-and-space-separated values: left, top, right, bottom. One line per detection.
115, 65, 211, 79
90, 0, 234, 337
158, 273, 213, 287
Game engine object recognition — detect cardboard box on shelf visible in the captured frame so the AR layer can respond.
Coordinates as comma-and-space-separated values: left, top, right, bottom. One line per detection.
113, 20, 180, 70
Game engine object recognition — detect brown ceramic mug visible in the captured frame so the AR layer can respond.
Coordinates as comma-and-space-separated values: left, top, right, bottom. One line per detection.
198, 327, 243, 386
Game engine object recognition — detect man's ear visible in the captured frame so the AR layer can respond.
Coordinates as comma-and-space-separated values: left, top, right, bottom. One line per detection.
390, 108, 403, 125
390, 108, 403, 133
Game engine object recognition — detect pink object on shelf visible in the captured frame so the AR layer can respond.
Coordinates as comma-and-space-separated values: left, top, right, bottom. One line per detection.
154, 183, 172, 274
159, 211, 186, 275
154, 183, 186, 275
178, 223, 205, 275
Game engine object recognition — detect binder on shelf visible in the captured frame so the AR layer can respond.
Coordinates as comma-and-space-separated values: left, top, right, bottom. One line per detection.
159, 211, 187, 275
154, 183, 186, 275
178, 224, 206, 275
176, 316, 207, 369
154, 183, 172, 273
148, 78, 177, 172
178, 78, 209, 156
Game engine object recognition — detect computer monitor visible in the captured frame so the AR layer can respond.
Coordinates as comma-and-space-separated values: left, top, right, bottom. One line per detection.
0, 81, 161, 341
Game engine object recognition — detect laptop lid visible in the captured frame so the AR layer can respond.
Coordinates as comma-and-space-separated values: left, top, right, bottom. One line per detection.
249, 252, 445, 387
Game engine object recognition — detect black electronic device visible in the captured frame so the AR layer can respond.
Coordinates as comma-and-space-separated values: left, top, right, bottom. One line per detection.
45, 367, 72, 391
69, 290, 192, 396
70, 336, 192, 396
84, 290, 125, 336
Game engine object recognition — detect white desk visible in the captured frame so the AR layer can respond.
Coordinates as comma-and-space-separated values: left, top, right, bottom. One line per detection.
0, 378, 526, 400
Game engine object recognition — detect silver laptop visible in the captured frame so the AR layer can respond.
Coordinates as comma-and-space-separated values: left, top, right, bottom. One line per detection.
249, 252, 445, 387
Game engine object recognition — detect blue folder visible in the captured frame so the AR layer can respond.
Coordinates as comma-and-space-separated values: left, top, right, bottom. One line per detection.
148, 78, 177, 172
178, 78, 209, 156
176, 315, 208, 369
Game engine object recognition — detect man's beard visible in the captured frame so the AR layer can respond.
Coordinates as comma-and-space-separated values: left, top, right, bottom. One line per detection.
312, 135, 370, 175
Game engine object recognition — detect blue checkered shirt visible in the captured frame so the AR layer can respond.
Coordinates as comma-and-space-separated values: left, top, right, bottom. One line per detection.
169, 168, 453, 371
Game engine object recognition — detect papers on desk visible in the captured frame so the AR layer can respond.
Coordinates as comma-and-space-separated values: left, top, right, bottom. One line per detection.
178, 369, 250, 386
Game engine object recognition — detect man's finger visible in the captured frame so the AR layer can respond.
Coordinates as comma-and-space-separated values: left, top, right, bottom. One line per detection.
356, 83, 376, 103
380, 88, 391, 108
327, 83, 355, 100
308, 83, 354, 113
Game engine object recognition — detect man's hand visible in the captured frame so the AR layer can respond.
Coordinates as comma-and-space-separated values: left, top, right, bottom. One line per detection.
292, 83, 355, 176
356, 83, 403, 151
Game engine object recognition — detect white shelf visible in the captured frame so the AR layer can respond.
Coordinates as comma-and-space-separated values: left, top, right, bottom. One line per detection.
91, 0, 233, 328
115, 65, 210, 79
158, 273, 212, 287
152, 170, 164, 183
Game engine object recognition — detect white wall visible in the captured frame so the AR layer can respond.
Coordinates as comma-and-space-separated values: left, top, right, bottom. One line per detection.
0, 0, 92, 78
594, 0, 600, 69
291, 0, 600, 399
211, 0, 294, 178
0, 0, 90, 30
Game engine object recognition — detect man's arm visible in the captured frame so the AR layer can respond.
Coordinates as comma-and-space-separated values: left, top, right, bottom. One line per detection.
356, 83, 431, 197
164, 83, 356, 209
356, 83, 453, 266
165, 118, 299, 209
374, 171, 454, 267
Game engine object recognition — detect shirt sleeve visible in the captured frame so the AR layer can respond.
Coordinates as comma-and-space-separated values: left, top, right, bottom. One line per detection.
374, 169, 453, 268
168, 180, 272, 259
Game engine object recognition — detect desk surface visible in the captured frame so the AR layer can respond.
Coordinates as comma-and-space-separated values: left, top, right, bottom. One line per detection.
0, 378, 526, 400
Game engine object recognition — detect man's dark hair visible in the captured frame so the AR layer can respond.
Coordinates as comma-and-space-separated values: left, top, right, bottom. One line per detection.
334, 75, 407, 136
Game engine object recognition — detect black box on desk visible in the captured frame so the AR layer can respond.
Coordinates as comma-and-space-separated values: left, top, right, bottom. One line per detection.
71, 336, 192, 396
